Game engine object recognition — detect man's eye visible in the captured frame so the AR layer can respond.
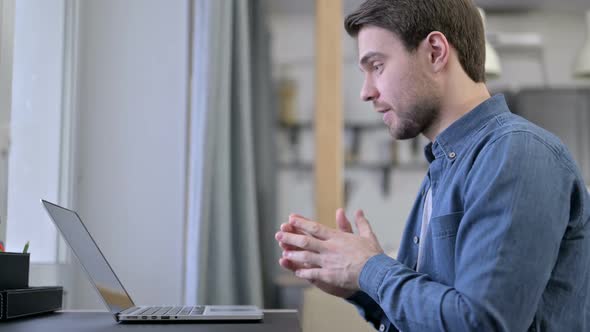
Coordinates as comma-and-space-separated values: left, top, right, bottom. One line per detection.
373, 64, 383, 72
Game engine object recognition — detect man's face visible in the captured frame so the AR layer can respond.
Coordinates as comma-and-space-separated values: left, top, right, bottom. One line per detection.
357, 26, 440, 140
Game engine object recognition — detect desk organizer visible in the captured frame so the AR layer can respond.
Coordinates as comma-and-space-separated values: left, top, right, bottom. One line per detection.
0, 253, 63, 320
0, 286, 63, 320
0, 252, 29, 290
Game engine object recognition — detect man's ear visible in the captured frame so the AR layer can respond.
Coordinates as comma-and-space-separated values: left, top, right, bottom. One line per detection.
421, 31, 450, 74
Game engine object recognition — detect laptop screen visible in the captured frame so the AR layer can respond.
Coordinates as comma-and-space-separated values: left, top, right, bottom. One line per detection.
42, 200, 135, 315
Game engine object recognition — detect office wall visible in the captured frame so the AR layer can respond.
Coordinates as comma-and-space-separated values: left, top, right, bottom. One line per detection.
270, 9, 590, 256
70, 0, 189, 308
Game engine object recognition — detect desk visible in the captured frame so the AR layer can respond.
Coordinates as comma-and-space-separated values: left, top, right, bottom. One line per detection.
0, 310, 300, 332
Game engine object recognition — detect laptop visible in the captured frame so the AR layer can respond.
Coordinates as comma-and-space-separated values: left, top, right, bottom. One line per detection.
41, 199, 264, 322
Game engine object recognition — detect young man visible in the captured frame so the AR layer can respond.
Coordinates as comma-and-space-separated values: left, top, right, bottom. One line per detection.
275, 0, 590, 331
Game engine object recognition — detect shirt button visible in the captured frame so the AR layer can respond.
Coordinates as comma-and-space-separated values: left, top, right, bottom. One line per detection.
379, 323, 386, 331
413, 236, 419, 244
449, 151, 456, 159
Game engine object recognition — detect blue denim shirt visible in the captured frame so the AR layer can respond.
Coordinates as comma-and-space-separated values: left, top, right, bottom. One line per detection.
348, 94, 590, 331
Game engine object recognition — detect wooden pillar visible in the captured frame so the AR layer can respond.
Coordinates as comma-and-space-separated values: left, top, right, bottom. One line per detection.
314, 0, 343, 229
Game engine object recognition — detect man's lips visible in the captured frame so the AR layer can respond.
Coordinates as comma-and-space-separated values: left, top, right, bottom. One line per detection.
375, 106, 393, 125
381, 109, 394, 125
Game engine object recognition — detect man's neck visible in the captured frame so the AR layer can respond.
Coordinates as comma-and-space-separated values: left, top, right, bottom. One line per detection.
423, 82, 491, 142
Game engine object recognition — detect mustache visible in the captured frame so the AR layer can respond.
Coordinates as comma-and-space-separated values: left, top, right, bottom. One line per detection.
373, 102, 390, 109
373, 103, 392, 113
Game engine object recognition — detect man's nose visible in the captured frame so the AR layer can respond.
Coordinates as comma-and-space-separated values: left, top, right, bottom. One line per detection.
360, 80, 378, 102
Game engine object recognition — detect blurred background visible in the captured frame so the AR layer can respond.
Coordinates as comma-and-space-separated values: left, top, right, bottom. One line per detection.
0, 0, 589, 331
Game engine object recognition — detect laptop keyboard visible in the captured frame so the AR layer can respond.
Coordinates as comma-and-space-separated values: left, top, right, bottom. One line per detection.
130, 306, 205, 316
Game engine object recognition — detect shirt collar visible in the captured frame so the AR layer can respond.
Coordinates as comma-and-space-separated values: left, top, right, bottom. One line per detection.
424, 94, 510, 162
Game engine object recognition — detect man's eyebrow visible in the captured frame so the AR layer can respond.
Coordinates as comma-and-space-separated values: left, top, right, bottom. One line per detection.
359, 51, 385, 66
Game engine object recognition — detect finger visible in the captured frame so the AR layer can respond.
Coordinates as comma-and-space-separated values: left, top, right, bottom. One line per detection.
279, 241, 302, 252
278, 223, 309, 251
278, 257, 294, 271
276, 230, 305, 251
289, 218, 333, 240
355, 209, 376, 238
279, 258, 316, 271
276, 230, 301, 250
336, 208, 353, 233
283, 221, 319, 244
295, 268, 322, 281
289, 213, 311, 223
283, 250, 322, 267
281, 222, 305, 235
277, 231, 323, 252
278, 221, 323, 251
281, 222, 293, 232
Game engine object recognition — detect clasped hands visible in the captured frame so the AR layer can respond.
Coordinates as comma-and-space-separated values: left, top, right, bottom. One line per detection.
275, 208, 384, 298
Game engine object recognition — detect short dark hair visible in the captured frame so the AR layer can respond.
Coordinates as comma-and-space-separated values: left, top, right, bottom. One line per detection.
344, 0, 486, 83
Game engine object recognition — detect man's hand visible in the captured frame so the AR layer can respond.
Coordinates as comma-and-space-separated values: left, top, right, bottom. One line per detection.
276, 210, 357, 298
275, 208, 384, 296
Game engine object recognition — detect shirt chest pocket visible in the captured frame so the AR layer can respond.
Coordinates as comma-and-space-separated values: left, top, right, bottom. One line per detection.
429, 211, 463, 285
430, 211, 463, 239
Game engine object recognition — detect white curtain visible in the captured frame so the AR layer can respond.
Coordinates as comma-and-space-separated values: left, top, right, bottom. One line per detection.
185, 0, 277, 307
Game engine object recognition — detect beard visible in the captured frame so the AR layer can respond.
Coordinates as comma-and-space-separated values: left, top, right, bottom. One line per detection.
387, 73, 441, 140
389, 95, 439, 140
